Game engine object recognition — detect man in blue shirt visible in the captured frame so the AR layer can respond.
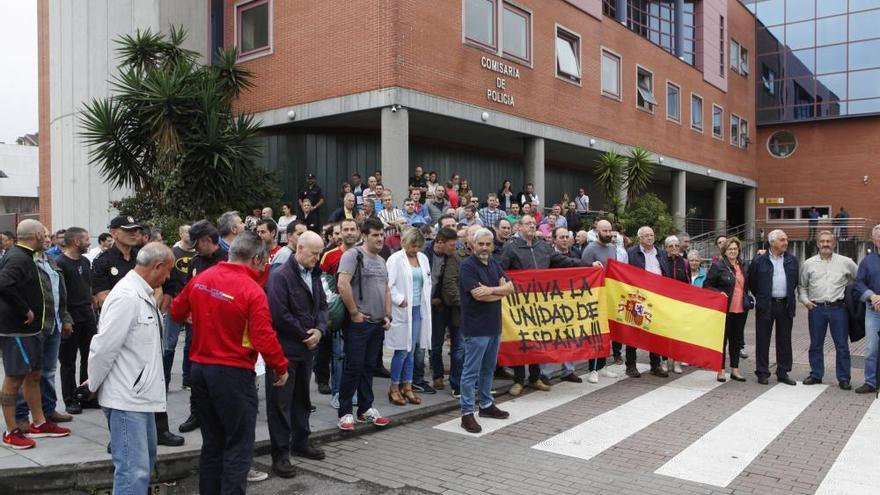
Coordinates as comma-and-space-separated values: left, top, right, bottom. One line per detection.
854, 224, 880, 393
458, 228, 514, 434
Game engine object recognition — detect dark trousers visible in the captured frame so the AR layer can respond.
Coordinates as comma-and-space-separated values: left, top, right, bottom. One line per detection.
338, 321, 384, 418
266, 355, 313, 463
612, 341, 622, 359
192, 363, 257, 495
755, 300, 794, 379
59, 318, 96, 406
723, 312, 748, 369
313, 330, 332, 385
513, 364, 540, 385
429, 305, 448, 380
807, 305, 850, 382
588, 357, 606, 371
625, 346, 661, 369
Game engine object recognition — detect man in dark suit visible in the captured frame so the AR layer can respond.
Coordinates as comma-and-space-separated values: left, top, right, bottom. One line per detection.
748, 229, 799, 385
266, 231, 329, 478
626, 226, 668, 378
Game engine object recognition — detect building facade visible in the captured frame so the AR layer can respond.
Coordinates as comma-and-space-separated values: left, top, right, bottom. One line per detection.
38, 0, 876, 242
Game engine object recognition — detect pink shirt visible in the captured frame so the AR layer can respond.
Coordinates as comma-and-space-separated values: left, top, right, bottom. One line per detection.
730, 264, 745, 314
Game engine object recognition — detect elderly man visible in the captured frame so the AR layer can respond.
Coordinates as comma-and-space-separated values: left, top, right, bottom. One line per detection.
459, 228, 514, 433
0, 220, 71, 449
854, 225, 880, 394
217, 211, 244, 251
799, 231, 857, 389
328, 193, 357, 224
749, 229, 799, 385
266, 232, 328, 478
171, 233, 289, 494
87, 243, 175, 492
625, 226, 667, 378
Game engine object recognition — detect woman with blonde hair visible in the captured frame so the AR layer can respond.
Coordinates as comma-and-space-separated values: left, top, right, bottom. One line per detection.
385, 227, 433, 405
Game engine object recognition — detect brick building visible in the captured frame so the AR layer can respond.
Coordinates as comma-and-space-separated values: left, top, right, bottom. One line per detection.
37, 0, 880, 242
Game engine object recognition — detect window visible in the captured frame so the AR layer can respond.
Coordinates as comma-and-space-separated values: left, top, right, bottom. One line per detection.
625, 0, 696, 66
730, 39, 740, 74
601, 49, 621, 99
767, 130, 797, 158
464, 0, 497, 50
712, 104, 723, 139
740, 46, 749, 75
556, 27, 581, 84
730, 114, 740, 146
463, 0, 531, 65
236, 0, 271, 59
666, 82, 680, 122
690, 94, 703, 132
636, 67, 657, 112
761, 65, 776, 95
730, 39, 750, 77
767, 207, 797, 220
739, 118, 749, 148
719, 16, 725, 77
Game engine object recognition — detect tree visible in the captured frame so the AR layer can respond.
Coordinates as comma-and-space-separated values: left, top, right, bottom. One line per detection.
624, 145, 655, 206
594, 150, 625, 220
619, 193, 676, 240
79, 26, 279, 238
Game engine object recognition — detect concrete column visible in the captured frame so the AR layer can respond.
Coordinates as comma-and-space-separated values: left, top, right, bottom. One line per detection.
615, 0, 627, 23
674, 0, 685, 57
672, 170, 686, 232
713, 180, 728, 233
744, 186, 757, 243
381, 106, 409, 204
523, 137, 545, 212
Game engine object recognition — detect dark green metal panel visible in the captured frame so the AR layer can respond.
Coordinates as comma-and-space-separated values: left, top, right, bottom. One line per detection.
410, 141, 523, 202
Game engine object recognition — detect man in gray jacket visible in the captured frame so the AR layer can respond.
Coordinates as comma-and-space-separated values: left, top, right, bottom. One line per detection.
87, 243, 174, 494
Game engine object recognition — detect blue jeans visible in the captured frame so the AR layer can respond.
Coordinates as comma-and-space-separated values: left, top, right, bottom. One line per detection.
338, 320, 384, 418
16, 328, 61, 421
414, 313, 464, 388
459, 334, 500, 416
104, 408, 157, 495
540, 361, 575, 378
162, 314, 192, 386
330, 328, 345, 396
865, 307, 880, 387
807, 306, 851, 382
390, 307, 422, 385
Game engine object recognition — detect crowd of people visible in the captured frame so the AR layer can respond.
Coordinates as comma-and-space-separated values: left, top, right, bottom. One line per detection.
0, 166, 877, 494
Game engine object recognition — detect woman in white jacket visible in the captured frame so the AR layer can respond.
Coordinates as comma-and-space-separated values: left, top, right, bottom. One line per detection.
385, 227, 432, 405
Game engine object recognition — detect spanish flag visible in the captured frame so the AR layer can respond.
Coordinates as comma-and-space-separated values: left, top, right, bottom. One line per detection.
604, 259, 727, 370
498, 267, 610, 367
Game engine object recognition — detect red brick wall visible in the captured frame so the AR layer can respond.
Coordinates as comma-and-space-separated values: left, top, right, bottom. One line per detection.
755, 116, 880, 223
228, 0, 757, 179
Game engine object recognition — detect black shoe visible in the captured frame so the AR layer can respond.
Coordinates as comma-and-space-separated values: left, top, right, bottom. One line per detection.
272, 459, 297, 478
178, 414, 200, 433
650, 367, 669, 378
855, 384, 877, 394
310, 404, 317, 413
757, 376, 769, 385
494, 368, 515, 380
478, 403, 510, 420
730, 374, 746, 382
803, 376, 823, 385
460, 414, 482, 434
158, 430, 185, 447
739, 350, 748, 360
539, 376, 552, 387
451, 388, 461, 399
412, 381, 436, 394
317, 382, 331, 395
560, 374, 583, 383
293, 444, 326, 460
66, 402, 83, 415
777, 376, 797, 386
373, 367, 391, 379
839, 381, 852, 390
625, 367, 641, 378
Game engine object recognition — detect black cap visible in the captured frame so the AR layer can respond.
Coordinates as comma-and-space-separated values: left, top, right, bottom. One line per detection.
108, 215, 142, 230
307, 173, 316, 179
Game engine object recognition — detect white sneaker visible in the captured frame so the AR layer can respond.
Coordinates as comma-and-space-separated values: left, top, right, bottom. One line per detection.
356, 407, 390, 426
673, 363, 683, 374
587, 371, 599, 384
338, 414, 355, 431
599, 368, 619, 378
329, 393, 339, 409
660, 362, 668, 373
247, 469, 268, 482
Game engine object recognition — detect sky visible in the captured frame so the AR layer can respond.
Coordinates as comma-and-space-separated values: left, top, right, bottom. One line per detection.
0, 2, 38, 144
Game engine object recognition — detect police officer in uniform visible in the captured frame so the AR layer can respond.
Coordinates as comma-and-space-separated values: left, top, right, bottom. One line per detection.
92, 215, 185, 447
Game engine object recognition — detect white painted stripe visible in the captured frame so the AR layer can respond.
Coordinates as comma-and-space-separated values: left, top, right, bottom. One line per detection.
656, 383, 827, 487
815, 398, 880, 495
532, 370, 724, 460
433, 363, 650, 437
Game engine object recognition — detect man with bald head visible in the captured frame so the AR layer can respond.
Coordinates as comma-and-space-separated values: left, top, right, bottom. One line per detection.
266, 231, 329, 477
580, 219, 622, 383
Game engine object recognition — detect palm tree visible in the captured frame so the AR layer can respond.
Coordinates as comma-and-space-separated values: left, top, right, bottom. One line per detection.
624, 145, 655, 206
594, 150, 625, 218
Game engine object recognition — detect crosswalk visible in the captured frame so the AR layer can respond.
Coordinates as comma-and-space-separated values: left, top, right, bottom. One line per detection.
432, 367, 880, 493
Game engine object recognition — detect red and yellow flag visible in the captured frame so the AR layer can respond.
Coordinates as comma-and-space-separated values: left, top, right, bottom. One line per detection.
498, 267, 610, 367
604, 259, 727, 370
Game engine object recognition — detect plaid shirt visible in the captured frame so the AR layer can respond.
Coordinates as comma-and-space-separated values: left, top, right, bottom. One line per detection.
478, 207, 506, 228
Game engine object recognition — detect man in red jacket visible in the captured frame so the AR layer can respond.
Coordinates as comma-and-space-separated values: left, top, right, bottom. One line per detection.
171, 232, 289, 494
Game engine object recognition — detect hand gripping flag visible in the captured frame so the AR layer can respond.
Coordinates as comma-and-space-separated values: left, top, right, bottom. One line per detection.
603, 259, 728, 370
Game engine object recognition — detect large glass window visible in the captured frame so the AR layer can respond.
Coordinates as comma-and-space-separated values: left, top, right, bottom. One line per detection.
849, 39, 880, 71
237, 0, 271, 57
502, 3, 530, 63
850, 9, 880, 42
667, 82, 680, 122
690, 94, 703, 131
816, 45, 847, 74
601, 49, 621, 99
816, 15, 847, 46
465, 0, 497, 50
556, 28, 581, 83
767, 130, 797, 158
785, 20, 814, 50
624, 0, 696, 66
463, 1, 531, 65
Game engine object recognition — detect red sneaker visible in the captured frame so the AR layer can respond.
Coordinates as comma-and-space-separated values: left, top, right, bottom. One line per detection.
28, 421, 71, 438
337, 414, 355, 431
3, 429, 36, 449
357, 408, 390, 427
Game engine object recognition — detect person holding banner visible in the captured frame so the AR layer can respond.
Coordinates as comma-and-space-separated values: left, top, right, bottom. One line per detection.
626, 226, 667, 378
501, 215, 583, 395
748, 229, 799, 386
580, 219, 620, 384
704, 237, 750, 382
662, 235, 690, 375
459, 228, 514, 434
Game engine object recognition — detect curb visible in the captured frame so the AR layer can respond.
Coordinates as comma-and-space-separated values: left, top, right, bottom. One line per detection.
0, 394, 466, 494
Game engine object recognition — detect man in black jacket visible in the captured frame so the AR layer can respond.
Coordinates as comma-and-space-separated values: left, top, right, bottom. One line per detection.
748, 229, 799, 385
626, 226, 668, 378
266, 231, 328, 478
